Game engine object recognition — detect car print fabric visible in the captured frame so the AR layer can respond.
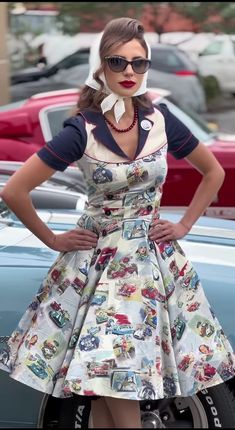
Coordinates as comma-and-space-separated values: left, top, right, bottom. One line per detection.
1, 104, 235, 401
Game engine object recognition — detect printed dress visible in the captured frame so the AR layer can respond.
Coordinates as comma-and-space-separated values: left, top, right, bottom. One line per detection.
1, 103, 235, 400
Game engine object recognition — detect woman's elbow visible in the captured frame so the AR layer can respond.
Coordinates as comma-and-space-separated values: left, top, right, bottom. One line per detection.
217, 164, 225, 185
1, 185, 19, 206
211, 164, 225, 192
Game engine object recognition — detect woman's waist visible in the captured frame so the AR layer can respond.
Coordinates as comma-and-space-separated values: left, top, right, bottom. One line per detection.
76, 209, 160, 237
84, 202, 159, 219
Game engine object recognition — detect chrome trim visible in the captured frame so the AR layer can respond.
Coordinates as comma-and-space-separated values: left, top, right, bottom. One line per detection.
31, 89, 78, 99
36, 394, 50, 428
189, 224, 235, 240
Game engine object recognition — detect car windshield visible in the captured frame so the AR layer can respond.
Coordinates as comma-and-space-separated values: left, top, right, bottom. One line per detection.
155, 97, 216, 144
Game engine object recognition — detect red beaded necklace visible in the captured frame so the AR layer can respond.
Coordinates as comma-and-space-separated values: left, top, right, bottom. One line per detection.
104, 105, 138, 133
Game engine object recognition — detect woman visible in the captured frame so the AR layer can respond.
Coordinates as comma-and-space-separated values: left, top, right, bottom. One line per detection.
1, 17, 235, 429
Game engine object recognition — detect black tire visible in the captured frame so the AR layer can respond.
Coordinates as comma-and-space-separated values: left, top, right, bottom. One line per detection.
202, 75, 221, 103
57, 395, 91, 429
141, 381, 235, 428
43, 380, 235, 428
197, 383, 235, 428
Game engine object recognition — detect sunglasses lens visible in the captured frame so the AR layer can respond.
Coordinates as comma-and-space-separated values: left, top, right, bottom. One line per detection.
107, 57, 126, 72
132, 59, 151, 73
106, 57, 151, 74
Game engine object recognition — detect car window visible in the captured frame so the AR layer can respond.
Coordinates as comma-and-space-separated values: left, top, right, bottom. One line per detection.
176, 50, 197, 70
44, 106, 73, 138
150, 47, 196, 73
156, 98, 215, 144
57, 50, 90, 70
200, 41, 224, 56
151, 48, 185, 73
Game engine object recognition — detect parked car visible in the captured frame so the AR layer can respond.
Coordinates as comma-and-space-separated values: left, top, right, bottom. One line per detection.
0, 161, 87, 210
150, 45, 207, 112
10, 47, 90, 85
196, 34, 235, 96
0, 88, 234, 219
0, 209, 235, 428
10, 44, 206, 113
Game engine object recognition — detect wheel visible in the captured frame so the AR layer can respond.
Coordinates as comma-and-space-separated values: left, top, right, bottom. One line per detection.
202, 76, 221, 102
141, 381, 235, 428
43, 380, 235, 428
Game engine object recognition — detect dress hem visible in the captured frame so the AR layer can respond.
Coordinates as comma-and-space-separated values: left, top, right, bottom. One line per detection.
7, 371, 235, 401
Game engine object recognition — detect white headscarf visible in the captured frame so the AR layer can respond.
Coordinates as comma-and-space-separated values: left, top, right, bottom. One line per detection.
85, 32, 151, 123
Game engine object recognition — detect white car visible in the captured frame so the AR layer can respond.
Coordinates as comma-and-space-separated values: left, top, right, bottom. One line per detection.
197, 34, 235, 95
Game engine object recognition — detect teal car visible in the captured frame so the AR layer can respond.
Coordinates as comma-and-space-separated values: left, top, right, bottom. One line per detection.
0, 209, 235, 428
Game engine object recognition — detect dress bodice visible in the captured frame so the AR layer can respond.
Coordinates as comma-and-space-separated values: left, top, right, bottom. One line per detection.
77, 146, 167, 228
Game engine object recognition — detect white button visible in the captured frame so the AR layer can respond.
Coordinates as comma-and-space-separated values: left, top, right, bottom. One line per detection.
140, 119, 152, 130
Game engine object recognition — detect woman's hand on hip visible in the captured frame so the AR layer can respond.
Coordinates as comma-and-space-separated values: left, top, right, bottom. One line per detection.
148, 218, 190, 243
50, 228, 98, 252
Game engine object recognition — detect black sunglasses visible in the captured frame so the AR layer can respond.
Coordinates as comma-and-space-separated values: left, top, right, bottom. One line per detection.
104, 56, 151, 74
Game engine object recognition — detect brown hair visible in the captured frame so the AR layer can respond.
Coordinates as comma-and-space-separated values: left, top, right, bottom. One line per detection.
75, 17, 152, 114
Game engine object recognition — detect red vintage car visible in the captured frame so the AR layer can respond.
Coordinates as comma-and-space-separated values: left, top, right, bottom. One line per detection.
0, 88, 234, 219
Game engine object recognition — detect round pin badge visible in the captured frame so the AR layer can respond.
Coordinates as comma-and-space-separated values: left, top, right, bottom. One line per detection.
140, 119, 152, 131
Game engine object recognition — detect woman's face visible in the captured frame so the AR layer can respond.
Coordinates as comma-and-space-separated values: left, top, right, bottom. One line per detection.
138, 246, 147, 255
104, 38, 147, 97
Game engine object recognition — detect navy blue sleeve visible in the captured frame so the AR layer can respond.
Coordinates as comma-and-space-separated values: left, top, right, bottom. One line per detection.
37, 115, 87, 171
157, 103, 199, 159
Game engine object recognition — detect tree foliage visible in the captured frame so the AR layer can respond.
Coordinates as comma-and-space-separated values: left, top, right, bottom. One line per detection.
56, 2, 143, 34
172, 2, 235, 33
9, 2, 235, 35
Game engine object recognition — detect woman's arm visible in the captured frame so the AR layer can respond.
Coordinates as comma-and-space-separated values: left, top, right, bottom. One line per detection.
0, 154, 98, 251
177, 142, 225, 230
149, 142, 225, 242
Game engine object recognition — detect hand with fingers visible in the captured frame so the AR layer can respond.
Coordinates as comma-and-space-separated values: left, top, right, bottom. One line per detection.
148, 219, 190, 243
50, 227, 98, 252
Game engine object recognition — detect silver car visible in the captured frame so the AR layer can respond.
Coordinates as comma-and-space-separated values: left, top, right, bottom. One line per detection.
11, 45, 207, 113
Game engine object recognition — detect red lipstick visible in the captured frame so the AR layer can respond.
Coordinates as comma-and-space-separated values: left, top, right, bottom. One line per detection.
119, 81, 136, 88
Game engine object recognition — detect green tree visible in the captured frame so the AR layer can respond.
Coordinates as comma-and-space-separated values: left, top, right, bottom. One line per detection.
9, 2, 235, 35
56, 2, 143, 34
171, 2, 235, 34
144, 2, 235, 38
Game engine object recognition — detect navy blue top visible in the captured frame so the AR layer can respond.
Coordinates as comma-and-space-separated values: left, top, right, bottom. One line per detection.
37, 103, 199, 171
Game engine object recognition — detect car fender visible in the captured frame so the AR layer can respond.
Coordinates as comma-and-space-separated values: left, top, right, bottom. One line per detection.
0, 139, 40, 162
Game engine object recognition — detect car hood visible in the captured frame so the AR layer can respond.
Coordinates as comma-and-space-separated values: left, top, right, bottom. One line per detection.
1, 209, 235, 268
0, 217, 58, 267
0, 209, 74, 266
